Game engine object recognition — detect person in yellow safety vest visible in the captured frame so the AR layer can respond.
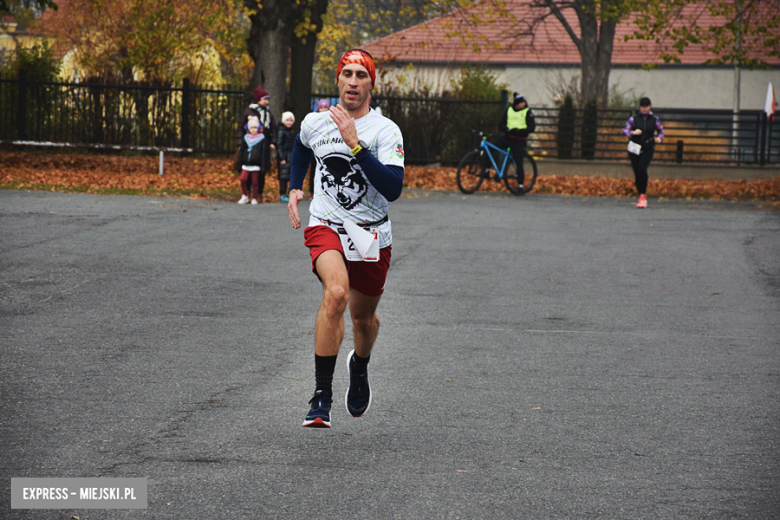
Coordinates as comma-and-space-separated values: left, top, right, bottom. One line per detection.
499, 93, 536, 186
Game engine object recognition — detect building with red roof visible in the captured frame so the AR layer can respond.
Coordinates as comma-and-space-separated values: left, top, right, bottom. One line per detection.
362, 0, 780, 110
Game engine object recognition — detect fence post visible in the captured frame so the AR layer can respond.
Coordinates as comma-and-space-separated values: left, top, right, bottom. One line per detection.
17, 69, 27, 141
500, 90, 508, 114
759, 112, 768, 166
754, 112, 760, 164
767, 117, 773, 164
181, 78, 190, 150
676, 140, 684, 163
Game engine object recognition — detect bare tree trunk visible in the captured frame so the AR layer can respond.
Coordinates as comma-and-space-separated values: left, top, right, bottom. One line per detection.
537, 0, 617, 107
578, 10, 614, 106
288, 0, 329, 130
595, 19, 616, 106
244, 0, 299, 122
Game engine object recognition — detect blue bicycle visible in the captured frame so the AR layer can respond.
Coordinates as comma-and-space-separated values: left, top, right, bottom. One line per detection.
456, 131, 538, 195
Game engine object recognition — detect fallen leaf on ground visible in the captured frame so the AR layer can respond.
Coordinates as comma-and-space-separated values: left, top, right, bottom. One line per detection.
1, 152, 777, 204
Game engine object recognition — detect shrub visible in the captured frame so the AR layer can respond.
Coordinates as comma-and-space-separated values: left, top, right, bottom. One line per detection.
378, 65, 507, 164
581, 98, 598, 160
557, 94, 575, 159
0, 41, 61, 81
0, 42, 62, 141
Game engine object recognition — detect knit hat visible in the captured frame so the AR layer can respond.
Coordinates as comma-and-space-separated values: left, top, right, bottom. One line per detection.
246, 116, 260, 130
513, 93, 527, 105
337, 49, 376, 87
639, 97, 652, 107
253, 87, 270, 102
282, 111, 295, 123
317, 98, 330, 110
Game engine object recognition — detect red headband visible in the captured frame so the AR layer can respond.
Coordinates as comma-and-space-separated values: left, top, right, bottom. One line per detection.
337, 49, 376, 87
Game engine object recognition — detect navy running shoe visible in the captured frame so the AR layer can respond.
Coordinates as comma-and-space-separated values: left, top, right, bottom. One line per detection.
345, 350, 372, 417
302, 389, 332, 428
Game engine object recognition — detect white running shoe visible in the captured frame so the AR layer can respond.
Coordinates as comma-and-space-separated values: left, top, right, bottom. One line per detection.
238, 195, 249, 205
251, 198, 259, 205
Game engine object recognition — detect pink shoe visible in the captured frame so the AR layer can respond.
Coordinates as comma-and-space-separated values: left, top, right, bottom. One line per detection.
636, 194, 647, 208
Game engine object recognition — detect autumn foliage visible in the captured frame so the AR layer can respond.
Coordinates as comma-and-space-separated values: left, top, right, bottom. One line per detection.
37, 0, 238, 84
1, 152, 778, 204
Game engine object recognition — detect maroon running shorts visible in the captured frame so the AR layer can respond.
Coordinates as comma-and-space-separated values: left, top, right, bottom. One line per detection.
303, 224, 392, 297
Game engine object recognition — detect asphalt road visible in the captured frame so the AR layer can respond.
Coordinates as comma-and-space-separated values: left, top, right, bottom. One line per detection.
1, 189, 779, 519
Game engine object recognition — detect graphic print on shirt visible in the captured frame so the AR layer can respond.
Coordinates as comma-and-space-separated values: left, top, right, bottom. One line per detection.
299, 108, 404, 247
318, 153, 368, 210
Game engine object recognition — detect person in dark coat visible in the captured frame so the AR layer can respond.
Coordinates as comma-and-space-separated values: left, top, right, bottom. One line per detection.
276, 111, 296, 203
622, 97, 664, 208
236, 87, 277, 194
498, 93, 536, 187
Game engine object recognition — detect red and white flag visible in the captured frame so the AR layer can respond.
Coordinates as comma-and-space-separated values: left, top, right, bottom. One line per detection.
765, 82, 776, 120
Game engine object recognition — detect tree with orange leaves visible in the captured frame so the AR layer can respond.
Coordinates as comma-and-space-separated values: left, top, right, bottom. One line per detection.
39, 0, 240, 85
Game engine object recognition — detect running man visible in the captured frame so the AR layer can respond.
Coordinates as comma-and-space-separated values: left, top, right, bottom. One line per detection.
286, 49, 405, 428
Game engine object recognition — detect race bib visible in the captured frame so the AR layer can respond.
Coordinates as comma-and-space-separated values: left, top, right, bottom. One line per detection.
339, 221, 379, 262
627, 141, 642, 155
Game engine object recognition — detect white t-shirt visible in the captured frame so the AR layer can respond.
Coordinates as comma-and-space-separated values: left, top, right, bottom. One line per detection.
299, 107, 404, 247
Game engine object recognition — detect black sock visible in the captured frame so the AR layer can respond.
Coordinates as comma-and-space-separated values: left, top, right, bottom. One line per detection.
352, 352, 370, 373
314, 354, 338, 395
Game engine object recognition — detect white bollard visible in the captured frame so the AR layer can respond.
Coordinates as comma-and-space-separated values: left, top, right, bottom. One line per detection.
159, 150, 164, 176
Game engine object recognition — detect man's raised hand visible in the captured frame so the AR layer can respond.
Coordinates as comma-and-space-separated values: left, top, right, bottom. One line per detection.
329, 104, 359, 149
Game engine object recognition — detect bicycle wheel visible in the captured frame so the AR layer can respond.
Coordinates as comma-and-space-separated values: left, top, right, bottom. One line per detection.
504, 151, 538, 195
456, 150, 485, 194
502, 155, 521, 195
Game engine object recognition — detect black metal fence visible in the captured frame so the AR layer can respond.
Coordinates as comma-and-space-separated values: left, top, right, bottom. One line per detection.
2, 73, 779, 166
0, 71, 244, 153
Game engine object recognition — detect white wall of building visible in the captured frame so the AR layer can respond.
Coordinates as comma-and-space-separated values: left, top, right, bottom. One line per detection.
608, 66, 780, 110
502, 66, 578, 107
378, 62, 780, 110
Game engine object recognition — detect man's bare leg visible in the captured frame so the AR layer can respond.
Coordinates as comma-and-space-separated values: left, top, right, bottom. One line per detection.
302, 250, 349, 428
313, 250, 350, 357
349, 288, 381, 358
345, 288, 382, 417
